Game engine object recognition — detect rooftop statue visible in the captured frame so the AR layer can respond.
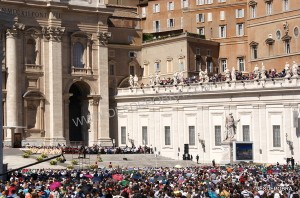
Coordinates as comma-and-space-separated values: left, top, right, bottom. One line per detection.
133, 74, 139, 87
173, 72, 178, 85
253, 64, 260, 80
129, 75, 134, 88
225, 68, 231, 82
261, 63, 267, 80
155, 72, 160, 85
231, 67, 236, 82
292, 61, 299, 78
285, 62, 291, 79
149, 74, 155, 86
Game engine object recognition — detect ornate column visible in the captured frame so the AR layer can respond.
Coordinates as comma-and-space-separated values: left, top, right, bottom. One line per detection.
5, 22, 25, 146
42, 26, 66, 145
97, 31, 112, 146
63, 93, 72, 145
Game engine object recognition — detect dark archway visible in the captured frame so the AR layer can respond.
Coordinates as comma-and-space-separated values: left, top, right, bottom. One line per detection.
69, 82, 90, 145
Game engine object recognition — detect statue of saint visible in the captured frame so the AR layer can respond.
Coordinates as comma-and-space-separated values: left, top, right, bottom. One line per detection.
285, 62, 291, 79
292, 61, 298, 78
223, 113, 240, 141
199, 69, 204, 83
179, 71, 184, 84
129, 75, 134, 87
261, 63, 267, 80
203, 69, 209, 83
149, 74, 154, 86
173, 72, 178, 85
155, 71, 160, 85
231, 67, 236, 82
253, 64, 260, 80
133, 74, 139, 87
225, 68, 231, 82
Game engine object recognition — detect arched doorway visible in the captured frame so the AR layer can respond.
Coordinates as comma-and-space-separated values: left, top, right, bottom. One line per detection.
69, 82, 90, 146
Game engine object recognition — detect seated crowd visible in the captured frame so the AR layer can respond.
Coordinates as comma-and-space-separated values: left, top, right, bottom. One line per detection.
1, 163, 300, 198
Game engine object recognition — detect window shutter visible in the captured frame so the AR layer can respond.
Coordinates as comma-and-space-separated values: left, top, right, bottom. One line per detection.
153, 4, 155, 13
236, 24, 238, 36
171, 2, 174, 10
242, 9, 244, 17
167, 2, 169, 10
173, 19, 175, 27
220, 11, 225, 20
158, 20, 160, 31
157, 4, 160, 12
167, 19, 170, 27
181, 17, 183, 29
181, 0, 183, 8
153, 21, 156, 32
196, 14, 199, 22
235, 9, 238, 18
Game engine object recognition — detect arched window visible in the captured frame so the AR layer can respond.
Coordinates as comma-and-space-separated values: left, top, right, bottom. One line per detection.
73, 42, 84, 68
26, 39, 36, 64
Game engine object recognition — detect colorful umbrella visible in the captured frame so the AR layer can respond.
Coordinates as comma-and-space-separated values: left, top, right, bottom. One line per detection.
112, 174, 124, 181
49, 182, 61, 191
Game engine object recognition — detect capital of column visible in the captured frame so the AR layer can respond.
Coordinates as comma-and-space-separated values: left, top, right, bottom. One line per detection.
97, 31, 111, 46
42, 26, 65, 41
88, 95, 100, 106
6, 23, 25, 38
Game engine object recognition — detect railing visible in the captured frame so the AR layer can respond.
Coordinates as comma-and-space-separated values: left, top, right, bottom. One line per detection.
25, 64, 43, 72
71, 66, 93, 75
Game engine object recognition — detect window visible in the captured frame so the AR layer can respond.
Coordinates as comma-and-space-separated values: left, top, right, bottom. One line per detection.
196, 59, 201, 71
207, 61, 213, 73
121, 127, 126, 144
153, 20, 160, 32
283, 0, 288, 11
153, 4, 160, 13
207, 49, 211, 56
266, 2, 272, 15
189, 126, 195, 146
197, 27, 205, 35
273, 125, 281, 147
236, 9, 244, 18
215, 126, 221, 146
129, 65, 135, 75
238, 57, 245, 71
207, 13, 212, 22
141, 7, 146, 17
218, 0, 226, 2
220, 11, 225, 20
285, 41, 291, 54
196, 14, 205, 22
242, 125, 250, 141
294, 27, 299, 37
220, 59, 227, 72
165, 126, 171, 145
167, 2, 174, 11
250, 6, 256, 18
219, 25, 226, 38
142, 126, 148, 145
167, 18, 175, 28
73, 42, 84, 68
109, 64, 115, 75
196, 48, 201, 55
276, 30, 281, 40
236, 23, 244, 36
155, 62, 160, 71
207, 0, 213, 4
196, 0, 205, 5
26, 39, 36, 64
252, 45, 258, 59
129, 51, 136, 58
182, 0, 188, 8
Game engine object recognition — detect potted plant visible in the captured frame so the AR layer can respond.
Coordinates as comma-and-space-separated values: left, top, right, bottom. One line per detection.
50, 160, 57, 165
71, 160, 78, 165
36, 156, 43, 162
41, 153, 48, 158
67, 165, 74, 170
23, 153, 30, 158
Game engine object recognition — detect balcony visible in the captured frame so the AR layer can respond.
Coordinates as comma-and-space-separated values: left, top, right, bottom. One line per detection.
25, 64, 43, 75
71, 66, 93, 76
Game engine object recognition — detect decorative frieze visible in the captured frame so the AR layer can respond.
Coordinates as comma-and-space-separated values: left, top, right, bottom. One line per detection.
42, 26, 65, 41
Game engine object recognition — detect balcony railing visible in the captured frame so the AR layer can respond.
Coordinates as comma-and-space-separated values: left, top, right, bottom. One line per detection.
25, 64, 43, 73
71, 66, 93, 75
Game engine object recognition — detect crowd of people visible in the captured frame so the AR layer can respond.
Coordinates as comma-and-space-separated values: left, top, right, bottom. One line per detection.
1, 163, 299, 198
24, 145, 153, 155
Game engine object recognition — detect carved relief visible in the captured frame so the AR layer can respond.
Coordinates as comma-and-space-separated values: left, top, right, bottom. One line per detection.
97, 31, 111, 45
6, 22, 25, 37
42, 26, 65, 41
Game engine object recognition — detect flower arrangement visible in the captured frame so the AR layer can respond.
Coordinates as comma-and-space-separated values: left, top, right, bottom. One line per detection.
41, 153, 48, 158
50, 160, 57, 165
23, 153, 30, 158
71, 160, 78, 165
36, 156, 44, 162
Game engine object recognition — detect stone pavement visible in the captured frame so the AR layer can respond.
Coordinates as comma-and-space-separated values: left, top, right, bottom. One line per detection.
3, 148, 200, 170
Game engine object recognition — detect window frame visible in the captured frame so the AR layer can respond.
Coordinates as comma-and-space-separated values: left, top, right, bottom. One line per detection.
164, 126, 171, 146
215, 125, 221, 146
273, 125, 281, 147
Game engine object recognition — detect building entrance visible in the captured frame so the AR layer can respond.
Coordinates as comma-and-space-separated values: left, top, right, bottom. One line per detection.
69, 82, 90, 146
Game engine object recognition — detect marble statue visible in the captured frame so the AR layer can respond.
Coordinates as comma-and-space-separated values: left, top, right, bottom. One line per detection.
149, 74, 154, 86
292, 61, 299, 78
223, 113, 240, 141
199, 69, 204, 83
179, 71, 184, 84
155, 72, 160, 85
285, 62, 291, 79
261, 63, 267, 80
225, 68, 231, 82
231, 67, 236, 82
133, 74, 139, 87
129, 75, 134, 87
173, 72, 178, 85
253, 64, 260, 80
203, 69, 209, 83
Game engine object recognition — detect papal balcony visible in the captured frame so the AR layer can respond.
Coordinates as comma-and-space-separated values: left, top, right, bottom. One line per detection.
25, 64, 43, 75
71, 66, 93, 76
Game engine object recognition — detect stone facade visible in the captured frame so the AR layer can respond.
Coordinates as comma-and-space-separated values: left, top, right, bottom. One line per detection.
0, 0, 112, 147
116, 78, 300, 164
